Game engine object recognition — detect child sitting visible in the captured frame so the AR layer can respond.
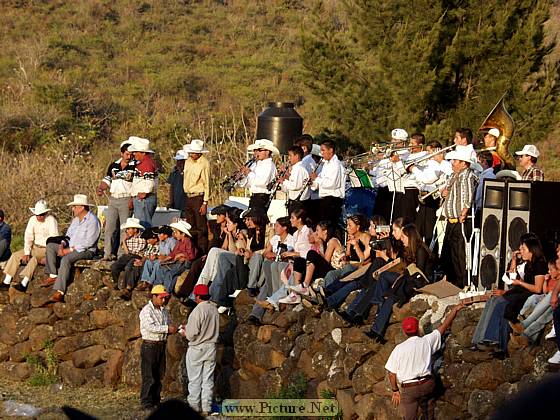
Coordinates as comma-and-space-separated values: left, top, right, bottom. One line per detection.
137, 225, 176, 290
131, 227, 159, 291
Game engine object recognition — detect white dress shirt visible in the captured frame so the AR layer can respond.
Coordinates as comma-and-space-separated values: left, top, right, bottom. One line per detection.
374, 149, 410, 190
311, 155, 345, 198
412, 159, 452, 193
24, 215, 59, 255
139, 301, 170, 341
281, 161, 310, 200
238, 158, 277, 194
403, 151, 428, 189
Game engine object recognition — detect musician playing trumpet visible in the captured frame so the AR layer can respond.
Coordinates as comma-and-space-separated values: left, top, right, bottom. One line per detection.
280, 146, 309, 215
238, 139, 278, 211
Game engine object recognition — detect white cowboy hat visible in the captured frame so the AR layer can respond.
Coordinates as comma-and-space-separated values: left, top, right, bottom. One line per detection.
120, 217, 144, 230
173, 150, 187, 160
29, 199, 51, 215
496, 169, 522, 181
486, 128, 500, 138
515, 144, 540, 158
67, 194, 96, 207
127, 137, 154, 153
391, 128, 408, 141
446, 145, 483, 172
247, 139, 280, 155
170, 220, 192, 237
183, 139, 209, 154
311, 144, 321, 156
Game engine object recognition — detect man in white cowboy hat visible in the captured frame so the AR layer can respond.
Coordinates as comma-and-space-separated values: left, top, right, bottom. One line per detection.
182, 140, 210, 253
440, 144, 478, 288
239, 139, 278, 212
1, 200, 59, 292
167, 149, 187, 218
128, 137, 158, 227
40, 194, 101, 302
515, 144, 544, 181
96, 138, 137, 261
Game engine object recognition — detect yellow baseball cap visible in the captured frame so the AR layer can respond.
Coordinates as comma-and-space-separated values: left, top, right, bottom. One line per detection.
151, 285, 170, 297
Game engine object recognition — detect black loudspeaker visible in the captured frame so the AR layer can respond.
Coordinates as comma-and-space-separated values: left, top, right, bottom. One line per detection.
478, 179, 508, 289
504, 181, 560, 263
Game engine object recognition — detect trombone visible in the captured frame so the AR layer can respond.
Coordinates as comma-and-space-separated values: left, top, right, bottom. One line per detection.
404, 144, 456, 170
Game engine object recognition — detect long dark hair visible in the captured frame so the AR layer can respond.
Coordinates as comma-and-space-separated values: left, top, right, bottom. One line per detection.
520, 232, 544, 264
401, 223, 431, 264
316, 221, 336, 244
291, 208, 311, 227
247, 213, 269, 245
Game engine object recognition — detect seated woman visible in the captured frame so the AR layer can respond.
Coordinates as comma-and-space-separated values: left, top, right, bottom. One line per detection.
471, 232, 547, 357
319, 214, 371, 309
510, 256, 559, 348
256, 208, 311, 310
289, 220, 345, 297
364, 223, 433, 342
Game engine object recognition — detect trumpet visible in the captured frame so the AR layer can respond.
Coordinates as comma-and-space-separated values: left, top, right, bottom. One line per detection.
418, 177, 448, 204
221, 157, 255, 193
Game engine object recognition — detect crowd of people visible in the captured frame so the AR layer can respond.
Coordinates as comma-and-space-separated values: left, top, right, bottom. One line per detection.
0, 128, 555, 419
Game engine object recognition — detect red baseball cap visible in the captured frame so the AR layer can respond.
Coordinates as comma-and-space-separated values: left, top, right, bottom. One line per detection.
193, 284, 210, 296
402, 317, 419, 334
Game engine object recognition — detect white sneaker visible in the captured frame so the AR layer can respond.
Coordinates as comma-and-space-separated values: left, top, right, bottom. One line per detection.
546, 326, 556, 340
279, 292, 301, 305
218, 306, 230, 314
289, 284, 309, 296
548, 350, 560, 364
229, 289, 242, 298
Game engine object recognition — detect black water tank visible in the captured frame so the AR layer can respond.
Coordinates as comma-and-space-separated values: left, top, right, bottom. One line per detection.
256, 102, 303, 155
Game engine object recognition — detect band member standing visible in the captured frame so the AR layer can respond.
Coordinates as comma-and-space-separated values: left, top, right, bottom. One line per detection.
373, 128, 410, 223
440, 145, 478, 288
409, 141, 452, 245
295, 135, 318, 217
398, 133, 427, 223
453, 127, 473, 146
281, 145, 309, 215
310, 140, 345, 232
515, 145, 544, 181
482, 128, 504, 172
239, 139, 278, 211
182, 140, 210, 253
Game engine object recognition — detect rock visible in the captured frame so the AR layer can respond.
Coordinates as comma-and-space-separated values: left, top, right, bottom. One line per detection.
258, 370, 282, 396
435, 401, 464, 420
297, 350, 316, 379
354, 393, 380, 420
343, 342, 378, 377
291, 333, 312, 359
8, 288, 31, 310
52, 302, 73, 319
233, 323, 259, 365
0, 343, 9, 362
53, 336, 80, 358
166, 333, 187, 360
131, 289, 151, 311
14, 317, 35, 344
409, 296, 430, 316
465, 360, 506, 391
68, 312, 95, 332
30, 287, 52, 308
72, 344, 105, 368
302, 317, 319, 334
232, 289, 254, 307
28, 324, 57, 351
28, 307, 53, 324
316, 380, 334, 398
440, 362, 474, 389
505, 350, 533, 382
245, 341, 286, 370
97, 325, 126, 350
257, 325, 277, 343
121, 307, 141, 340
0, 361, 31, 380
336, 388, 356, 420
273, 309, 300, 330
467, 389, 495, 419
331, 328, 343, 346
351, 352, 388, 394
440, 389, 467, 409
269, 329, 293, 357
10, 340, 34, 362
54, 320, 75, 337
122, 339, 142, 387
59, 360, 86, 386
326, 350, 352, 389
229, 370, 262, 399
341, 327, 367, 345
64, 268, 103, 306
85, 363, 106, 385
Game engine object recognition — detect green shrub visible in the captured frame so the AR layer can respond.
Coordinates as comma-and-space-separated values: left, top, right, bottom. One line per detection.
26, 341, 60, 386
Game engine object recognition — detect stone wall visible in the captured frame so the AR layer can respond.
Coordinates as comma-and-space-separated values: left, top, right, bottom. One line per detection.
1, 264, 558, 419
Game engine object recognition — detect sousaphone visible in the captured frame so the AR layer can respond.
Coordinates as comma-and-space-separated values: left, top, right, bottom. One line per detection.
479, 94, 516, 170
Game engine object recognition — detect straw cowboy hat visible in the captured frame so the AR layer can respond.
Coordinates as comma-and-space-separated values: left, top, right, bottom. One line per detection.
170, 220, 192, 237
445, 145, 483, 172
515, 144, 540, 158
247, 139, 280, 155
183, 139, 209, 154
391, 128, 409, 141
29, 199, 51, 215
67, 194, 96, 207
127, 137, 154, 153
173, 150, 187, 160
120, 217, 144, 230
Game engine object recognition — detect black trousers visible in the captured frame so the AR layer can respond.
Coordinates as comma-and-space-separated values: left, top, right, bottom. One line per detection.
415, 195, 439, 245
373, 186, 392, 223
393, 188, 419, 223
185, 194, 209, 254
303, 199, 319, 227
111, 254, 140, 288
441, 220, 472, 288
249, 193, 270, 212
140, 340, 167, 408
317, 196, 344, 235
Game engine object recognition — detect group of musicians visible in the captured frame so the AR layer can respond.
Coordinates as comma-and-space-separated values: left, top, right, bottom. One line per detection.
223, 127, 544, 289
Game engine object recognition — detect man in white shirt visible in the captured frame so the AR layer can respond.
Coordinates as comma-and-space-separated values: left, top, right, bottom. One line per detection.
239, 139, 278, 212
139, 285, 178, 411
281, 145, 310, 215
1, 200, 59, 292
385, 304, 464, 420
397, 133, 428, 222
310, 140, 345, 231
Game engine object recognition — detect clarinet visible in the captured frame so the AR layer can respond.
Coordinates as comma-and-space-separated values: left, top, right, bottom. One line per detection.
294, 159, 324, 202
221, 157, 256, 193
266, 164, 291, 209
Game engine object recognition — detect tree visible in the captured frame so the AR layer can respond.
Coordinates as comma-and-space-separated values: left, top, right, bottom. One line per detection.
300, 0, 559, 148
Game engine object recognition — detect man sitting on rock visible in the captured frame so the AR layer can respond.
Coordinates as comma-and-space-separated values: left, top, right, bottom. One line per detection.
1, 200, 59, 292
0, 209, 12, 267
40, 195, 101, 303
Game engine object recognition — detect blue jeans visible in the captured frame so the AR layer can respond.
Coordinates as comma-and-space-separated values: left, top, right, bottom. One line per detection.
141, 259, 160, 284
482, 297, 510, 352
326, 280, 361, 309
521, 293, 553, 342
134, 194, 157, 228
554, 303, 560, 352
158, 261, 191, 294
370, 296, 397, 336
371, 271, 400, 305
323, 264, 356, 288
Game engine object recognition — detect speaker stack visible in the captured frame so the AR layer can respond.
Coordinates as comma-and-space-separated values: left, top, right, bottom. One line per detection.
478, 180, 560, 289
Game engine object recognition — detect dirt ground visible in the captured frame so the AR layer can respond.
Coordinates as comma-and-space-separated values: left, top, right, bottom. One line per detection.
0, 378, 185, 419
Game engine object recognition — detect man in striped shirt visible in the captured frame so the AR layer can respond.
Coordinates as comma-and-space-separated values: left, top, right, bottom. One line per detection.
515, 144, 545, 181
440, 145, 478, 288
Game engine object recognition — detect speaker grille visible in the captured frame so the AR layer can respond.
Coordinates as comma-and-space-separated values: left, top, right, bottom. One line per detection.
482, 214, 500, 250
508, 217, 528, 251
480, 254, 498, 289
